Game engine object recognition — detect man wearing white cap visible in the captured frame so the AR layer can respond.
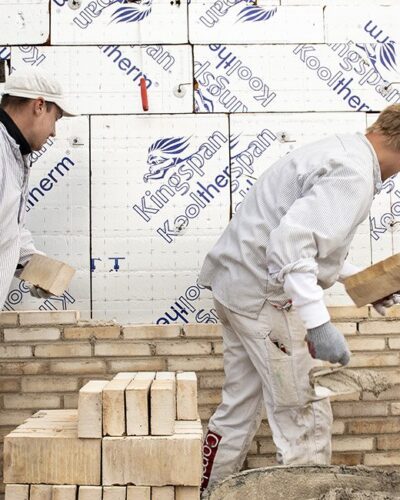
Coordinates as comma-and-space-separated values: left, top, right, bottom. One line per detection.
0, 69, 76, 309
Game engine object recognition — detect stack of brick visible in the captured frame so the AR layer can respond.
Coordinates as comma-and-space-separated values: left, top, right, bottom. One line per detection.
3, 370, 202, 500
1, 308, 400, 498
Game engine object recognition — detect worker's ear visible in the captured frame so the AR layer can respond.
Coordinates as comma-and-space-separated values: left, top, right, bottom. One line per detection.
32, 97, 46, 116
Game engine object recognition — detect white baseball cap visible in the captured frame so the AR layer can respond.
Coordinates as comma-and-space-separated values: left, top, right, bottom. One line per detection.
4, 69, 77, 117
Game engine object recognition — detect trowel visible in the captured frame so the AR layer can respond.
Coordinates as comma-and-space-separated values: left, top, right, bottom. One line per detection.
309, 366, 391, 399
309, 366, 361, 398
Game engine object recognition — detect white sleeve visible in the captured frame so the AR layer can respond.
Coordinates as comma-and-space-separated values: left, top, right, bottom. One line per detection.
266, 159, 372, 285
17, 227, 45, 268
283, 271, 330, 329
337, 260, 362, 283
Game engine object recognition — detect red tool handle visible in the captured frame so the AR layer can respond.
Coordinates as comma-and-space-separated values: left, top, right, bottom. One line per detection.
140, 77, 149, 112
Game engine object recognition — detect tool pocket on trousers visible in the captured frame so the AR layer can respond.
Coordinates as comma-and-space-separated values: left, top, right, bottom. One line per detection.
265, 333, 301, 408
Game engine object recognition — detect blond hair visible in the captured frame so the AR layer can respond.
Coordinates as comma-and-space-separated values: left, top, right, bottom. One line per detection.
367, 104, 400, 151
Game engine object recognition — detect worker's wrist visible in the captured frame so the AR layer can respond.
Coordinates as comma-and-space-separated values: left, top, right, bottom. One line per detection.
295, 299, 330, 329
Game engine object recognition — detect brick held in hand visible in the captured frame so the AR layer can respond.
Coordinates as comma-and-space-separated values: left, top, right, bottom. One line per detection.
20, 254, 75, 296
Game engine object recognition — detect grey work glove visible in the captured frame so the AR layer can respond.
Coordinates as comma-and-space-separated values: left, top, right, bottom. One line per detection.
372, 293, 400, 316
305, 322, 351, 366
29, 285, 53, 299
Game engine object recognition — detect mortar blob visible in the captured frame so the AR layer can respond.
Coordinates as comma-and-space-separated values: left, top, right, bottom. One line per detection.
202, 466, 400, 500
310, 368, 391, 398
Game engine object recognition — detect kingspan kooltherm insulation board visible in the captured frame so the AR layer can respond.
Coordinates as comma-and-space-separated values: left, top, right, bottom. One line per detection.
0, 1, 399, 321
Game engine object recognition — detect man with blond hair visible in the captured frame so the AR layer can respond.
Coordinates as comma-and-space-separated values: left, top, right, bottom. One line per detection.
198, 105, 400, 493
0, 69, 76, 310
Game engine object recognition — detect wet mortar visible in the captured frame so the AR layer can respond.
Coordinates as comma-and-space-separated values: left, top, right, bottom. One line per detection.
203, 466, 400, 500
310, 368, 391, 397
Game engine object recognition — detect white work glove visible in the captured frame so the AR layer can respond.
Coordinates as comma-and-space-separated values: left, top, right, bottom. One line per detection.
372, 293, 400, 316
305, 321, 351, 366
29, 285, 53, 299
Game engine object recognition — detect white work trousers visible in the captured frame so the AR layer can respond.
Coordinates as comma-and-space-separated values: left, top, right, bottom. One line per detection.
201, 298, 333, 491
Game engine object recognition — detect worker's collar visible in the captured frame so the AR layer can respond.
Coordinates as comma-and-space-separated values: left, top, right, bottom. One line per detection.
0, 108, 32, 156
357, 133, 382, 194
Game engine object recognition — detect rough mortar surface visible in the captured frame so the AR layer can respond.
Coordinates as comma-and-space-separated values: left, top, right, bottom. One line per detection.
312, 369, 391, 397
203, 466, 400, 500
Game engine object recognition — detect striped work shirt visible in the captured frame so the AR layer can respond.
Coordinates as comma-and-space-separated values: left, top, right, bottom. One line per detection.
0, 110, 39, 309
198, 133, 382, 320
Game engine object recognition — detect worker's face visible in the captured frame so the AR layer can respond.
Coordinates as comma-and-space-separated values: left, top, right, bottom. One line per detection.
30, 99, 63, 151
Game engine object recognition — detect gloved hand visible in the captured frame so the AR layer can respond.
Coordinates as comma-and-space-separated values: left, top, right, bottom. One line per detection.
372, 293, 400, 316
29, 285, 53, 299
305, 322, 351, 366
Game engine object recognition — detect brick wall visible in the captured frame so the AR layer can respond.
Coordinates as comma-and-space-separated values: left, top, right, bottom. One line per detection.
1, 307, 400, 497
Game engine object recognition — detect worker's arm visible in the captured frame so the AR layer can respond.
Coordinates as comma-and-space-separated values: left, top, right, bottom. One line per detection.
267, 159, 372, 365
267, 158, 372, 321
17, 226, 44, 268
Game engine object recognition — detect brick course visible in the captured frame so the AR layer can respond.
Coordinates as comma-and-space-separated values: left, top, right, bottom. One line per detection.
1, 306, 400, 496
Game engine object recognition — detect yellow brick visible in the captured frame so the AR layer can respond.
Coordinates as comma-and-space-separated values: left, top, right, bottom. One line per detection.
64, 325, 120, 340
391, 402, 400, 415
377, 434, 400, 450
5, 484, 29, 500
0, 377, 20, 392
389, 337, 400, 349
4, 327, 60, 342
332, 436, 374, 452
333, 322, 357, 335
50, 360, 107, 374
348, 417, 400, 434
328, 307, 369, 320
19, 310, 79, 326
246, 456, 276, 468
248, 441, 258, 454
123, 324, 180, 339
0, 410, 33, 426
332, 402, 388, 418
198, 389, 221, 406
331, 452, 363, 466
359, 320, 400, 335
168, 357, 223, 371
0, 345, 32, 358
109, 359, 166, 372
346, 336, 386, 351
332, 420, 346, 435
213, 342, 223, 355
258, 439, 275, 454
183, 324, 222, 338
34, 343, 92, 358
0, 312, 18, 326
155, 341, 211, 356
199, 373, 225, 389
255, 421, 272, 437
349, 352, 399, 368
3, 394, 61, 409
198, 406, 214, 420
21, 376, 78, 392
94, 342, 151, 357
364, 452, 400, 466
0, 360, 49, 375
64, 394, 79, 408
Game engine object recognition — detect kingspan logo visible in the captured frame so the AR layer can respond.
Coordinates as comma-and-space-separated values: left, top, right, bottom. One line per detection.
68, 0, 153, 30
237, 3, 277, 23
294, 19, 399, 111
144, 137, 191, 182
199, 0, 278, 29
132, 131, 230, 243
110, 0, 152, 24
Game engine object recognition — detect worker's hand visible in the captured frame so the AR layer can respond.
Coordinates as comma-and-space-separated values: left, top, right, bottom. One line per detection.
372, 293, 400, 316
305, 322, 351, 366
29, 285, 52, 299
